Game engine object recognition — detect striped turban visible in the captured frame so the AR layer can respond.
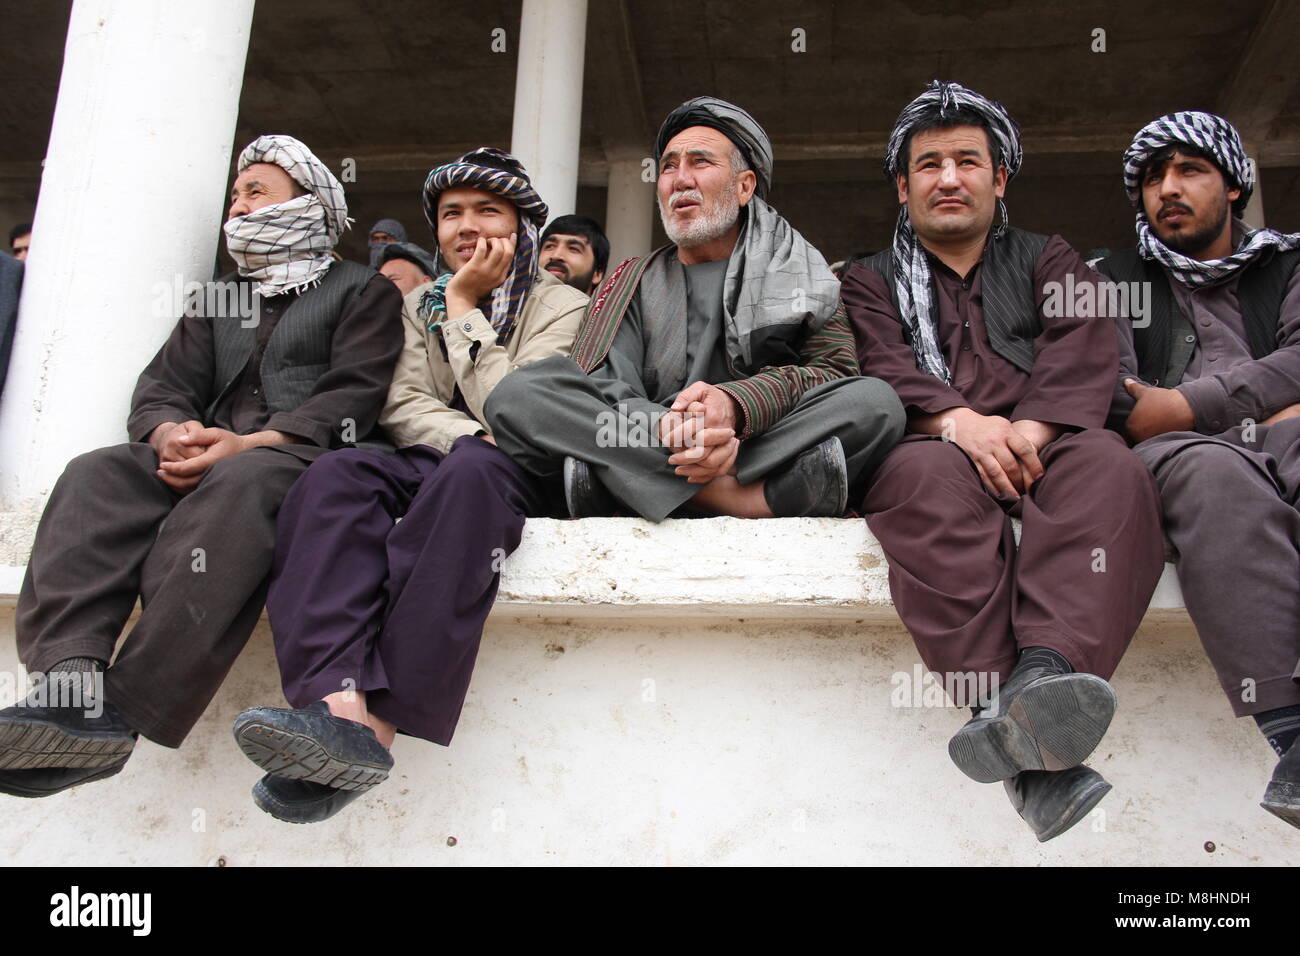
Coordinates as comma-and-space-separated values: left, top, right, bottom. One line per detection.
224, 134, 352, 297
1121, 111, 1300, 288
420, 147, 548, 341
655, 96, 774, 199
883, 81, 1022, 384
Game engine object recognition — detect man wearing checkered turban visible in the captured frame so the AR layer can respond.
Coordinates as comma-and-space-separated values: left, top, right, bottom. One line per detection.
1098, 112, 1300, 830
840, 80, 1167, 842
232, 147, 590, 824
0, 135, 405, 802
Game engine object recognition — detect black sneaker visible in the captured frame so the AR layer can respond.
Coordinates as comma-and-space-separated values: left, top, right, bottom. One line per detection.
252, 773, 366, 824
763, 437, 848, 517
1005, 765, 1112, 842
233, 700, 392, 792
947, 666, 1117, 783
0, 691, 136, 770
1261, 738, 1300, 829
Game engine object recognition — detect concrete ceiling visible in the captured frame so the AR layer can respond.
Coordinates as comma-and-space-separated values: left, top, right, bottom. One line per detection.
4, 0, 1299, 264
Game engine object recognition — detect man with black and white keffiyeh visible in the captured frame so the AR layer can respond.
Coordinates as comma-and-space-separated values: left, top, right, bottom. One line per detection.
1098, 111, 1300, 831
0, 134, 403, 801
840, 80, 1166, 842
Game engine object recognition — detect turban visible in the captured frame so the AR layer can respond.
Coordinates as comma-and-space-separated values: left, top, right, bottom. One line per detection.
223, 134, 351, 297
655, 96, 774, 199
1122, 111, 1300, 289
883, 81, 1022, 384
368, 217, 408, 268
419, 147, 548, 341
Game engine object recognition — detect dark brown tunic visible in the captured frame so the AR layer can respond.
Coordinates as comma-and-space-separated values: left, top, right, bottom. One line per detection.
841, 236, 1165, 681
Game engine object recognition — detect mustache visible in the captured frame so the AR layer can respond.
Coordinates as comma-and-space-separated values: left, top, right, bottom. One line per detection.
544, 259, 569, 276
1157, 201, 1193, 219
668, 189, 704, 210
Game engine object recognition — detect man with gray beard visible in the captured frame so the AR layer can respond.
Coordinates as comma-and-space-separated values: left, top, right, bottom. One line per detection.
486, 96, 904, 520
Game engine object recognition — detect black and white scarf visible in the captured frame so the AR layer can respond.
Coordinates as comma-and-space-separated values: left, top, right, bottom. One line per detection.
883, 81, 1023, 383
1122, 111, 1300, 289
223, 134, 352, 297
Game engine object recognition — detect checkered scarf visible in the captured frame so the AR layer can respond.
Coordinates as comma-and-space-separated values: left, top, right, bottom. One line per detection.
223, 134, 352, 297
420, 147, 548, 341
884, 81, 1022, 383
1123, 111, 1300, 289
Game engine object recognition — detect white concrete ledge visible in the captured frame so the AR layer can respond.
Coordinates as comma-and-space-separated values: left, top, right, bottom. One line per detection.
1, 516, 1187, 620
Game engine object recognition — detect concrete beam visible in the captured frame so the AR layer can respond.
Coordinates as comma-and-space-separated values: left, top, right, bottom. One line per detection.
1218, 0, 1300, 149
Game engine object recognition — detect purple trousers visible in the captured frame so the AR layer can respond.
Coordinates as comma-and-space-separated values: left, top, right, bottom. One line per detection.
266, 436, 543, 745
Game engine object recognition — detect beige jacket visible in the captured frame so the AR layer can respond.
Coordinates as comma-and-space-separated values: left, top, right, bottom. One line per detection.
380, 270, 588, 452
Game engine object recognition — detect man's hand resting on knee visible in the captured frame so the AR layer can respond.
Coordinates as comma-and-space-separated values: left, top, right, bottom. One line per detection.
152, 426, 298, 494
911, 406, 1059, 499
660, 381, 741, 484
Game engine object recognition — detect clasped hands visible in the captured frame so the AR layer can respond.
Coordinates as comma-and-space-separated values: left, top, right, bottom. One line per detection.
149, 420, 291, 493
658, 381, 742, 484
918, 407, 1062, 499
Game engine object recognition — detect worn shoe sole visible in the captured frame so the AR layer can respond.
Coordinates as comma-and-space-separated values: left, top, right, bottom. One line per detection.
1034, 776, 1112, 843
948, 673, 1117, 783
1261, 780, 1300, 830
233, 710, 390, 792
0, 715, 135, 770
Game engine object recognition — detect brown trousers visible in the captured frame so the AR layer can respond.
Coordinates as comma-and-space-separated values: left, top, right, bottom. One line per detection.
16, 442, 311, 747
1135, 418, 1300, 716
862, 429, 1165, 683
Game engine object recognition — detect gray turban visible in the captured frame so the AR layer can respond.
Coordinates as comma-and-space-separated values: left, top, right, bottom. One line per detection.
884, 81, 1022, 384
654, 96, 774, 199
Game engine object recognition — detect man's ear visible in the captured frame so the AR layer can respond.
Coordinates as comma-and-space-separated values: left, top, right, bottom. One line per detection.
993, 164, 1008, 199
736, 169, 758, 207
591, 269, 604, 291
896, 172, 909, 205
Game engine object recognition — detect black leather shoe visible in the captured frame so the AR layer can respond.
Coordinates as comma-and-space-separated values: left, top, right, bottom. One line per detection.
233, 700, 392, 791
948, 667, 1117, 783
1005, 765, 1112, 842
563, 456, 619, 518
0, 692, 136, 770
252, 772, 366, 824
0, 754, 129, 798
763, 437, 848, 517
1261, 738, 1300, 829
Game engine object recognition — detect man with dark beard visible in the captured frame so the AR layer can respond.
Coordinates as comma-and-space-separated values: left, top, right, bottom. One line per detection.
485, 96, 904, 521
539, 214, 608, 294
1099, 111, 1300, 830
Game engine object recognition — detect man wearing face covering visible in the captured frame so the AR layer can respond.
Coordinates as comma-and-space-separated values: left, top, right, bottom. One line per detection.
486, 96, 904, 521
0, 134, 403, 799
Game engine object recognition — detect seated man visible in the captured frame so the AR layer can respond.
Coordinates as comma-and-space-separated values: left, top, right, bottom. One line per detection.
540, 214, 609, 294
231, 148, 587, 824
841, 82, 1165, 841
0, 135, 403, 797
487, 96, 904, 521
1099, 112, 1300, 830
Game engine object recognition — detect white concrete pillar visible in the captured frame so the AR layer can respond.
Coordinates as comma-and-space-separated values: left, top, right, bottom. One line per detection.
510, 0, 587, 219
604, 148, 655, 264
0, 0, 255, 581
